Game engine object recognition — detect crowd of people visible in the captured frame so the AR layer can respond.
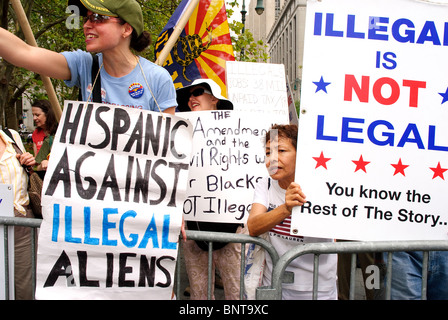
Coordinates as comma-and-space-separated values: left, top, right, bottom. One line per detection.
0, 0, 446, 300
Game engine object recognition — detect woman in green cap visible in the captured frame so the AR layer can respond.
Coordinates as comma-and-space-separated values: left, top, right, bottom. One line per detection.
0, 0, 177, 113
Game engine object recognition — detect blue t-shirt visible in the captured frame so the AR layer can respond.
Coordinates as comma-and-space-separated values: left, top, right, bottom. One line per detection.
61, 50, 177, 111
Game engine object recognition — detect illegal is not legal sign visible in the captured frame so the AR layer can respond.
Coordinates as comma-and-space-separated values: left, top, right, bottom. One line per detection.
292, 0, 448, 241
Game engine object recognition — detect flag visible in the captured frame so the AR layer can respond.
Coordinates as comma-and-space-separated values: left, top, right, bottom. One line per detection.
154, 0, 235, 97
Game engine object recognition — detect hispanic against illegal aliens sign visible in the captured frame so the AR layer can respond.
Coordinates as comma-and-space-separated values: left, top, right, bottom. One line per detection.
292, 0, 448, 241
36, 101, 192, 299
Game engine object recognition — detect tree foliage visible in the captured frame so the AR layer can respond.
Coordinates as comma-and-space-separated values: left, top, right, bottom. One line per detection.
226, 0, 269, 62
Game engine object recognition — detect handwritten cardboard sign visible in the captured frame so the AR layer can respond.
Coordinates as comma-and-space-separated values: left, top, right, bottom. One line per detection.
226, 61, 290, 123
178, 110, 280, 223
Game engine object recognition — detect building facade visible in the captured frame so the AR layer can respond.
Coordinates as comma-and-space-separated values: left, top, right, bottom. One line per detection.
246, 0, 307, 104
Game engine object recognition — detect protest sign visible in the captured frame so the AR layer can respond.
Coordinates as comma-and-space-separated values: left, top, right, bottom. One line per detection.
35, 101, 192, 299
178, 110, 277, 223
292, 0, 448, 241
226, 61, 289, 124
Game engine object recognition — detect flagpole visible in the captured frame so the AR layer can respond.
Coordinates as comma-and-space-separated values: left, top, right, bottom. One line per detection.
155, 0, 201, 66
10, 0, 62, 122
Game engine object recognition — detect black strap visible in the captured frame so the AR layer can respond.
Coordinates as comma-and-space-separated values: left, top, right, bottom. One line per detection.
91, 54, 102, 103
3, 128, 20, 153
77, 54, 101, 102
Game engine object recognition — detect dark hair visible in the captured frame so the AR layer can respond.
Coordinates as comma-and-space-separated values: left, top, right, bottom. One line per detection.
32, 99, 58, 136
130, 30, 151, 52
116, 18, 151, 52
265, 124, 298, 150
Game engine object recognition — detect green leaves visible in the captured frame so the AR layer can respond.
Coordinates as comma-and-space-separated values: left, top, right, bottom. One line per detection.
225, 1, 269, 62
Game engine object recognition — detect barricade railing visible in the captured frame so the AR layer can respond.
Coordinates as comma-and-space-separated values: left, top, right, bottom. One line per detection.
256, 240, 448, 300
179, 229, 287, 300
2, 216, 448, 300
0, 217, 284, 300
0, 216, 41, 300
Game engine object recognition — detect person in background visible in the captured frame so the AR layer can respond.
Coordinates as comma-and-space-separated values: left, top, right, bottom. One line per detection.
247, 124, 338, 300
0, 129, 36, 299
176, 78, 241, 300
175, 78, 233, 112
0, 0, 176, 113
31, 100, 58, 177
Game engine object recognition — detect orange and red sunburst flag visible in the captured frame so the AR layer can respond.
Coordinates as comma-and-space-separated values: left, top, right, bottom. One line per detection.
154, 0, 235, 97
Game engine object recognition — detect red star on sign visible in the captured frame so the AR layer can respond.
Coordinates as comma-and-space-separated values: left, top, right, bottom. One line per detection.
352, 155, 370, 173
391, 158, 409, 176
430, 162, 448, 180
313, 151, 331, 169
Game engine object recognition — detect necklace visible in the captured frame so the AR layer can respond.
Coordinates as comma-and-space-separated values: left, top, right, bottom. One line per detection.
86, 61, 103, 103
136, 56, 164, 116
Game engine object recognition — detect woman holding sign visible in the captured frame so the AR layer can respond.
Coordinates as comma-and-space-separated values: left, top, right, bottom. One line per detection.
0, 0, 176, 113
247, 124, 338, 300
176, 79, 242, 300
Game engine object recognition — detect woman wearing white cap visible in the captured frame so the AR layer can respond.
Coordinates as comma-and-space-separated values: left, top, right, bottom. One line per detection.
0, 0, 176, 113
175, 78, 233, 112
176, 79, 243, 300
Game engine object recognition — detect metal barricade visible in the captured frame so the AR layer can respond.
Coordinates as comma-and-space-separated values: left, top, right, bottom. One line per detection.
256, 240, 448, 300
0, 217, 282, 300
2, 215, 448, 300
0, 216, 41, 300
177, 230, 284, 300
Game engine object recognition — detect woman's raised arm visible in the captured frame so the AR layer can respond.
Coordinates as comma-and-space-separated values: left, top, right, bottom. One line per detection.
0, 27, 71, 80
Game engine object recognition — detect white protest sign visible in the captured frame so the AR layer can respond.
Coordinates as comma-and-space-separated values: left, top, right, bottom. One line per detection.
0, 184, 14, 300
226, 61, 289, 124
36, 101, 192, 299
291, 0, 448, 241
178, 110, 275, 223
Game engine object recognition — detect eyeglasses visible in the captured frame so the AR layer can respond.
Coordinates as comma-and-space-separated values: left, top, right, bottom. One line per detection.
188, 87, 212, 99
83, 13, 122, 24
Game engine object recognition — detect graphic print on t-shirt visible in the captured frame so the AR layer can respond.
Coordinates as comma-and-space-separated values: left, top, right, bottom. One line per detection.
267, 205, 304, 243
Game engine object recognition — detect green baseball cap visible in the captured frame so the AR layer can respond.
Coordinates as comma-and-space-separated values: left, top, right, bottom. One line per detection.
69, 0, 144, 37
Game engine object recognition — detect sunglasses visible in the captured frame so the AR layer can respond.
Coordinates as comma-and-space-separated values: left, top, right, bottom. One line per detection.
188, 87, 212, 99
83, 13, 123, 24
